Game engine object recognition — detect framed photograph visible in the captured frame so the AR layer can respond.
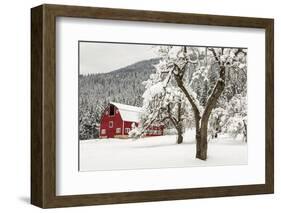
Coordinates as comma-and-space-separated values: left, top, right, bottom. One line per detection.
31, 4, 274, 208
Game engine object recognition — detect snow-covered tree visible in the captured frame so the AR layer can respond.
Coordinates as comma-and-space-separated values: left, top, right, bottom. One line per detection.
207, 94, 247, 142
208, 107, 227, 140
79, 105, 100, 140
150, 46, 247, 160
222, 94, 247, 142
129, 59, 192, 144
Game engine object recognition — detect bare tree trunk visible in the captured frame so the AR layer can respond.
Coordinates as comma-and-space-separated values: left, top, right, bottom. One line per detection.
174, 62, 225, 160
176, 102, 183, 144
177, 128, 183, 144
172, 47, 227, 160
243, 120, 247, 143
197, 117, 208, 159
195, 116, 202, 158
165, 102, 184, 144
196, 66, 226, 160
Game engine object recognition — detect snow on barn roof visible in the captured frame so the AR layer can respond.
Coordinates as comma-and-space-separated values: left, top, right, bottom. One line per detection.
110, 102, 142, 123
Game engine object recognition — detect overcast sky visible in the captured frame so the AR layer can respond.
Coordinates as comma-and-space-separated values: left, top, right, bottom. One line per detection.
79, 42, 159, 75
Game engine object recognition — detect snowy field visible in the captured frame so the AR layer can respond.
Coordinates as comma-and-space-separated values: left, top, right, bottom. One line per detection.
79, 130, 247, 171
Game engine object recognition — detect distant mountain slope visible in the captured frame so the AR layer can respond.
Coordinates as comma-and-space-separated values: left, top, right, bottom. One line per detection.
79, 57, 160, 108
79, 58, 160, 139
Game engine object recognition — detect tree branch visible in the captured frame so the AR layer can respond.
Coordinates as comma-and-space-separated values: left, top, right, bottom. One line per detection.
208, 48, 220, 63
174, 72, 201, 119
202, 67, 225, 124
235, 48, 247, 56
167, 104, 178, 127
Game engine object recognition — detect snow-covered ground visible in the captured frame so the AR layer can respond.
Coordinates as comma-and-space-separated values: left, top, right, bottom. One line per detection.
79, 130, 247, 171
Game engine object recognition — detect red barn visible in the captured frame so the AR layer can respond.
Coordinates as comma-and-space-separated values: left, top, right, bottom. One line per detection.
99, 102, 164, 139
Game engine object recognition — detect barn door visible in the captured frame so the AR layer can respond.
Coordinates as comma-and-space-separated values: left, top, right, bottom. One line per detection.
107, 121, 115, 138
107, 129, 115, 138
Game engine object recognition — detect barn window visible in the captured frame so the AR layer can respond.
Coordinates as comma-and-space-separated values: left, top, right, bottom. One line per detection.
109, 105, 115, 116
125, 128, 130, 133
109, 121, 113, 128
116, 128, 121, 133
101, 129, 106, 134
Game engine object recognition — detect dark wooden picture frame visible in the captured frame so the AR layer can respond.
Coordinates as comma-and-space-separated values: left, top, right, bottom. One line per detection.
31, 4, 274, 208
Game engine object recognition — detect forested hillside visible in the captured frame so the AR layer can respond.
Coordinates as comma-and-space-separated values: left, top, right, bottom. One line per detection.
79, 58, 160, 139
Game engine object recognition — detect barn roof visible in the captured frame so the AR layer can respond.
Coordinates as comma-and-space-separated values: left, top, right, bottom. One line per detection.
110, 102, 142, 123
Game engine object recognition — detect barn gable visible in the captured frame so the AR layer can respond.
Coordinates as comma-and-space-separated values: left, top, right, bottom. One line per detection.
110, 102, 142, 123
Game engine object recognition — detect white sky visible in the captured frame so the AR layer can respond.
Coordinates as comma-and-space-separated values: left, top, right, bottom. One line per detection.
79, 42, 159, 75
